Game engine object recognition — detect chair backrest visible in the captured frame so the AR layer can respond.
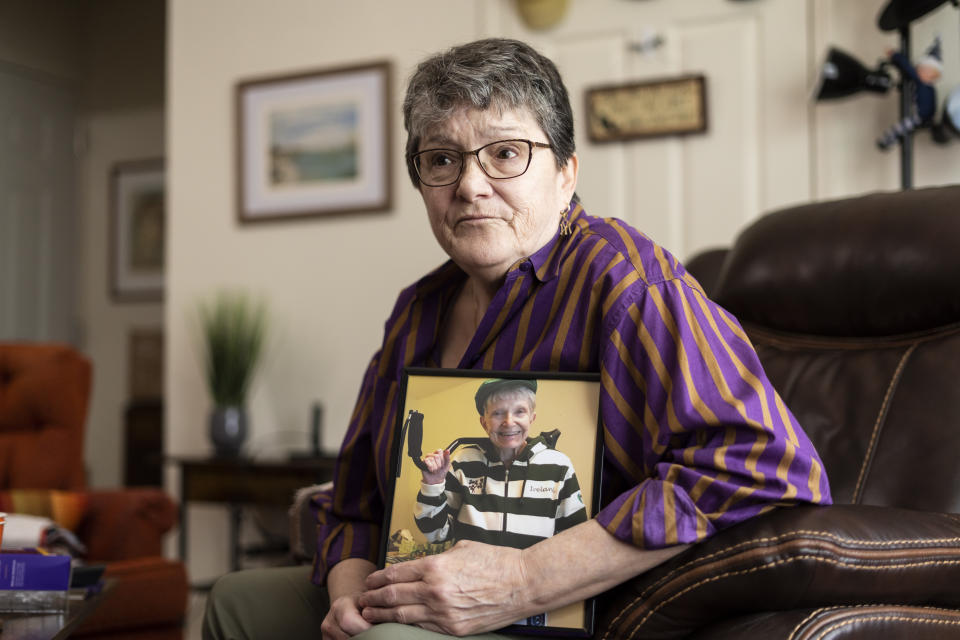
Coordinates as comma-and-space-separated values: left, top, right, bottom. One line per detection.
707, 186, 960, 512
0, 342, 91, 490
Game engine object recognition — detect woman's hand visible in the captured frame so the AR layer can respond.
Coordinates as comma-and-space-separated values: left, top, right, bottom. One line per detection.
322, 558, 376, 639
357, 520, 688, 637
357, 540, 533, 636
321, 593, 371, 640
420, 448, 451, 485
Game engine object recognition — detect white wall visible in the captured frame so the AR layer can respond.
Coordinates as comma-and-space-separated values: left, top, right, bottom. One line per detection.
167, 0, 960, 582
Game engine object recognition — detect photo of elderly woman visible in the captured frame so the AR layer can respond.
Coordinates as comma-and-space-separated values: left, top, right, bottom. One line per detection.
413, 378, 587, 550
380, 371, 601, 632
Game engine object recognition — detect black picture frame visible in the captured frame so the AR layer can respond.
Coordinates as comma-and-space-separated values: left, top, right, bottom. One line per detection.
380, 368, 604, 637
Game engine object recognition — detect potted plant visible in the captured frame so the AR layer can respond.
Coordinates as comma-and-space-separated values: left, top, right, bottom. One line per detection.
199, 290, 267, 457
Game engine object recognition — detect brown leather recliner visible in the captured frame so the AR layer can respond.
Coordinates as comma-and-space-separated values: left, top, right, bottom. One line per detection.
0, 342, 188, 639
601, 185, 960, 639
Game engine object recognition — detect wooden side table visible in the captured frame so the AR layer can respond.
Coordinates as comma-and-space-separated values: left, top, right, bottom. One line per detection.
171, 456, 336, 577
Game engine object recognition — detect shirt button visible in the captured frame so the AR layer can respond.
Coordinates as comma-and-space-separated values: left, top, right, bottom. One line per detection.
519, 263, 531, 272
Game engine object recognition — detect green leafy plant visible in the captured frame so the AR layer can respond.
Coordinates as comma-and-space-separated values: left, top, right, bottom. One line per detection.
199, 291, 267, 407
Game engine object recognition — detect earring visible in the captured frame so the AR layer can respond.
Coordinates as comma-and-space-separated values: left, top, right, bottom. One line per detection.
559, 206, 572, 236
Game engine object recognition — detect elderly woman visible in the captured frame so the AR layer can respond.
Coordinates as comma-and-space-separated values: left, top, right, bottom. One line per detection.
414, 378, 587, 550
204, 38, 830, 640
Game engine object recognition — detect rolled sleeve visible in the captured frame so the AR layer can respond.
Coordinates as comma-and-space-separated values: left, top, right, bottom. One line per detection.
596, 277, 831, 549
310, 487, 381, 585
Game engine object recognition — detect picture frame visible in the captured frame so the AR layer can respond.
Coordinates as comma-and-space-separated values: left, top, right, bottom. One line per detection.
381, 368, 604, 637
110, 158, 165, 302
586, 74, 708, 143
236, 61, 391, 223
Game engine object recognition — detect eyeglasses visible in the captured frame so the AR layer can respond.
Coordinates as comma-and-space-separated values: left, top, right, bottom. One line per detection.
410, 139, 552, 187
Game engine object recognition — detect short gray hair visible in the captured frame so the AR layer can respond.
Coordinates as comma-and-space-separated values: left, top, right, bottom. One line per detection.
483, 387, 537, 415
402, 38, 575, 188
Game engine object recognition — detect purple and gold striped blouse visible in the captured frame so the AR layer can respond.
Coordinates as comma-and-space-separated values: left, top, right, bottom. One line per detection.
311, 200, 831, 584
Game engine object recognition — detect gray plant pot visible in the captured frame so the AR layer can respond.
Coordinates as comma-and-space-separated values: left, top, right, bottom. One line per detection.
209, 406, 247, 457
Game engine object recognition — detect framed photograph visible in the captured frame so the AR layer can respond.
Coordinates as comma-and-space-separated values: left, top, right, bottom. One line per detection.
236, 61, 391, 223
381, 368, 604, 637
586, 74, 708, 142
110, 158, 165, 302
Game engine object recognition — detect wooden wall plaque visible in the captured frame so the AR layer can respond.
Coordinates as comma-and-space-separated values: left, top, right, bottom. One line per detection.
586, 75, 708, 142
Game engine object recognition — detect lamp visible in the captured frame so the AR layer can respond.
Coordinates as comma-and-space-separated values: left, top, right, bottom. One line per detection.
814, 48, 892, 101
878, 0, 952, 31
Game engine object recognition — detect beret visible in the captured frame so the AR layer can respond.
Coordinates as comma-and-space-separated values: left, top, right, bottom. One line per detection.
474, 378, 537, 414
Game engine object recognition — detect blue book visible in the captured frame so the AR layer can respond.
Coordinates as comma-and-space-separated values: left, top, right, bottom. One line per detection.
0, 551, 71, 591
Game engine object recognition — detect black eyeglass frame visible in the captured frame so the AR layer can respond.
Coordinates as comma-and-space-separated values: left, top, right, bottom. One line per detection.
409, 139, 552, 187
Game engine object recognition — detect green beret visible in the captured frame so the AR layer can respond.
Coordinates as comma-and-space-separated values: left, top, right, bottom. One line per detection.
474, 378, 537, 414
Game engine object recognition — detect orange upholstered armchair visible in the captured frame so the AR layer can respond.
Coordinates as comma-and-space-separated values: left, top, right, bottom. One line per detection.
0, 342, 187, 639
0, 342, 89, 489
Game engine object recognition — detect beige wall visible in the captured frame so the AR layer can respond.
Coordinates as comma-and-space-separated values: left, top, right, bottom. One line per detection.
168, 0, 960, 583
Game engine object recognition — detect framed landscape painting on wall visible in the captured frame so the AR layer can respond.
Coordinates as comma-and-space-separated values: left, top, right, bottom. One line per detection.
380, 368, 604, 637
110, 158, 165, 302
236, 61, 391, 223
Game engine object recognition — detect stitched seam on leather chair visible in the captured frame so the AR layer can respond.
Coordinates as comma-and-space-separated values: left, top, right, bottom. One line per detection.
743, 321, 960, 350
789, 605, 960, 640
637, 527, 960, 600
811, 613, 960, 640
605, 554, 960, 640
789, 606, 846, 639
851, 343, 917, 503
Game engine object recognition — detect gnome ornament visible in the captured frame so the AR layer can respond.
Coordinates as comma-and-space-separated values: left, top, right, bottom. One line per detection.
877, 36, 944, 150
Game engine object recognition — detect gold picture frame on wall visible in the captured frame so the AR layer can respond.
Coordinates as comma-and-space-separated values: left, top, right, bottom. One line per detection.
235, 61, 392, 223
110, 158, 165, 302
380, 368, 604, 637
586, 74, 708, 143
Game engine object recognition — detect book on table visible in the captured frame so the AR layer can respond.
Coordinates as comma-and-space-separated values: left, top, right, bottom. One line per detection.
0, 549, 71, 612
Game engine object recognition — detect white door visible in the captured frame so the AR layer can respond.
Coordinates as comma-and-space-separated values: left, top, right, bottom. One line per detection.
0, 64, 78, 341
482, 0, 813, 259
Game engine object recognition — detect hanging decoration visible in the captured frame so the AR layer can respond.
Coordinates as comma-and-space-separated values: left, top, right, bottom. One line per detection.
813, 0, 958, 189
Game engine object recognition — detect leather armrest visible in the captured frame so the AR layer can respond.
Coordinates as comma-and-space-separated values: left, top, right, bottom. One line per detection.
688, 605, 960, 639
597, 505, 960, 640
78, 488, 178, 561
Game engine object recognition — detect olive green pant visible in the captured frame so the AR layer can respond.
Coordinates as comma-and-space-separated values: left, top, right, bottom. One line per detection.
201, 565, 527, 640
